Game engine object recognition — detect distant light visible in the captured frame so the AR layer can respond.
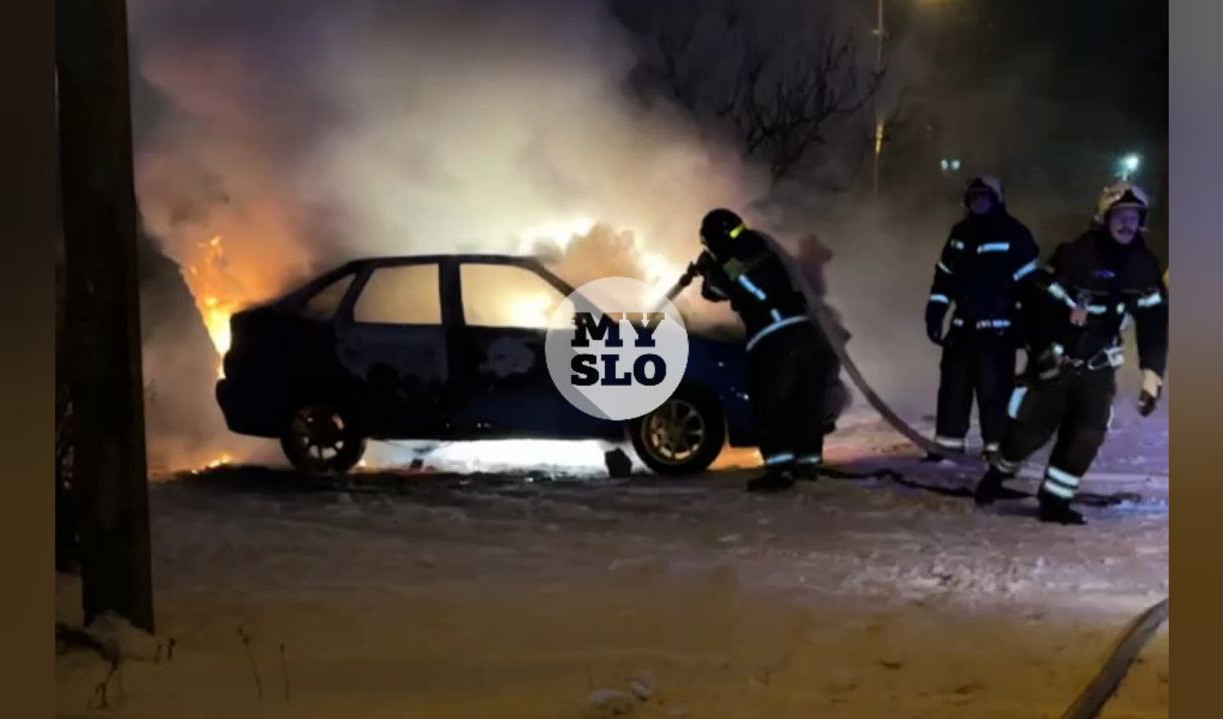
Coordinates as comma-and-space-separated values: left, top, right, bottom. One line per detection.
951, 159, 962, 171
940, 159, 949, 171
940, 158, 961, 173
1118, 153, 1141, 180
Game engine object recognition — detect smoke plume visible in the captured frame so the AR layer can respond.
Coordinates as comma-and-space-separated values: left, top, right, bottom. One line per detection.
128, 0, 1159, 471
129, 0, 768, 470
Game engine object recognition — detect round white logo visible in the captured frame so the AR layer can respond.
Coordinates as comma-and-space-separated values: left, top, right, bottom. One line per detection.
544, 277, 690, 421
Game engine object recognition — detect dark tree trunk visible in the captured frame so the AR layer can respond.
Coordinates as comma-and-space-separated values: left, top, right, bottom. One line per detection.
56, 0, 154, 632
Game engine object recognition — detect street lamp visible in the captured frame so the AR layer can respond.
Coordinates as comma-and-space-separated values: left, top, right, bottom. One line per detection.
872, 0, 955, 197
871, 0, 886, 198
1118, 153, 1141, 181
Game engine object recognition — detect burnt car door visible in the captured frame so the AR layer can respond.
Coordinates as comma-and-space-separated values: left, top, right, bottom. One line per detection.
218, 267, 362, 438
446, 259, 615, 439
333, 261, 451, 436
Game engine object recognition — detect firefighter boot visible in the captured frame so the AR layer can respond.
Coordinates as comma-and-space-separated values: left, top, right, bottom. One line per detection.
1037, 490, 1086, 526
793, 460, 822, 483
974, 466, 1022, 506
747, 465, 797, 493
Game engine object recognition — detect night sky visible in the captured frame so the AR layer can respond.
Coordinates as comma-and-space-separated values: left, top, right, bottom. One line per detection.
891, 0, 1167, 248
997, 0, 1167, 140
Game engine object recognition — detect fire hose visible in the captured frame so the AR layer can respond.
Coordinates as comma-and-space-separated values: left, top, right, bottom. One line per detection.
805, 290, 985, 467
664, 262, 1168, 716
1059, 597, 1169, 719
662, 260, 985, 469
661, 258, 1145, 508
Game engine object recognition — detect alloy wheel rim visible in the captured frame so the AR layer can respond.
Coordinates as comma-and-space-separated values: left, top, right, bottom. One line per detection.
642, 398, 706, 464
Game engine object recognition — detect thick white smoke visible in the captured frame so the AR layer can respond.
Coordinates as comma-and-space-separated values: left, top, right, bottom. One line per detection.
128, 0, 770, 470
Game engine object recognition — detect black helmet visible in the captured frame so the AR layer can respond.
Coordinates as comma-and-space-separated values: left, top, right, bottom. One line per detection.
963, 175, 1004, 208
700, 208, 746, 256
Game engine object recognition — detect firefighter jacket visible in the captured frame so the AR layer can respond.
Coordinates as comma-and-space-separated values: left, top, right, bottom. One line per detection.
697, 229, 811, 351
927, 209, 1041, 336
1024, 228, 1168, 377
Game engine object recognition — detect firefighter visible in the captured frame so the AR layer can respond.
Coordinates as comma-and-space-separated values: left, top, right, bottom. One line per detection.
693, 208, 839, 491
796, 232, 833, 298
973, 182, 1168, 525
925, 175, 1040, 461
795, 232, 853, 430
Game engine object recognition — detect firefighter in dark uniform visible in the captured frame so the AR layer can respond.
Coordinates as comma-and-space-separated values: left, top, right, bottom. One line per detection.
795, 232, 853, 428
925, 175, 1041, 460
974, 182, 1168, 524
692, 208, 838, 492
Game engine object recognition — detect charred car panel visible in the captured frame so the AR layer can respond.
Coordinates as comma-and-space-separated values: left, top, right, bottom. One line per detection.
216, 254, 760, 474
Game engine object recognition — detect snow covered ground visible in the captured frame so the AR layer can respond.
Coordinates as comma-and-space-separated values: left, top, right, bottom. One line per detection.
56, 402, 1168, 718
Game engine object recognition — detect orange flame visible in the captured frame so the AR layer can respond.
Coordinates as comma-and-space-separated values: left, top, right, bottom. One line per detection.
185, 235, 243, 378
190, 452, 233, 474
169, 221, 697, 475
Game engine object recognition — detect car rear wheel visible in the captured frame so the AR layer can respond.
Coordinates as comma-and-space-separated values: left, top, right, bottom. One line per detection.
280, 402, 367, 476
630, 387, 726, 476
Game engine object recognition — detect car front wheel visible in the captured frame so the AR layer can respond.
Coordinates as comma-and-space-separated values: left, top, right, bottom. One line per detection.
280, 402, 367, 476
629, 387, 726, 476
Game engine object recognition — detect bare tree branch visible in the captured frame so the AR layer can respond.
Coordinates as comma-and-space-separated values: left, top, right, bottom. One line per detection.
610, 0, 885, 185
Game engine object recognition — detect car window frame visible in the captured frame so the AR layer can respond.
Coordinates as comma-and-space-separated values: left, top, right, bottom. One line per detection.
297, 270, 359, 323
290, 255, 594, 333
344, 260, 445, 329
275, 264, 355, 311
455, 259, 575, 331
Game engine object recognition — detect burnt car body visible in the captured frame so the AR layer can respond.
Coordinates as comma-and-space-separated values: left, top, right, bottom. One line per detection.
216, 254, 767, 475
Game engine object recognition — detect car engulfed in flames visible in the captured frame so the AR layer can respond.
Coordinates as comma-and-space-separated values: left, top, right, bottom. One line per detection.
173, 219, 740, 475
210, 252, 775, 476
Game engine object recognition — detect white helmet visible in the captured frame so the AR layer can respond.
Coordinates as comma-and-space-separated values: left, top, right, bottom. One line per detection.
1094, 181, 1150, 226
963, 175, 1004, 207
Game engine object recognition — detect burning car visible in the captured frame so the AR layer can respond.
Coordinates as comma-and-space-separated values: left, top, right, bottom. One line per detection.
216, 254, 790, 476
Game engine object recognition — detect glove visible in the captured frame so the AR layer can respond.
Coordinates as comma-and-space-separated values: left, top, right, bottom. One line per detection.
1138, 369, 1163, 417
925, 302, 947, 345
665, 261, 703, 301
679, 261, 700, 286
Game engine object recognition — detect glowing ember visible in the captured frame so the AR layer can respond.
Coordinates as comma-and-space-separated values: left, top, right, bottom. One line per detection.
190, 452, 234, 474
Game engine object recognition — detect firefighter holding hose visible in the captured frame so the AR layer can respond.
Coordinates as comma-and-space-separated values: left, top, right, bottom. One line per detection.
671, 209, 843, 492
974, 182, 1168, 524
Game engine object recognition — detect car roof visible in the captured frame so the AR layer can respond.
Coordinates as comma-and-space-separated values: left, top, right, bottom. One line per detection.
275, 253, 556, 306
342, 253, 544, 269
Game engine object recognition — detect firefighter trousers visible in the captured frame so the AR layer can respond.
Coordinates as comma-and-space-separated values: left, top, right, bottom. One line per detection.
992, 365, 1117, 501
748, 321, 834, 467
935, 329, 1017, 451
